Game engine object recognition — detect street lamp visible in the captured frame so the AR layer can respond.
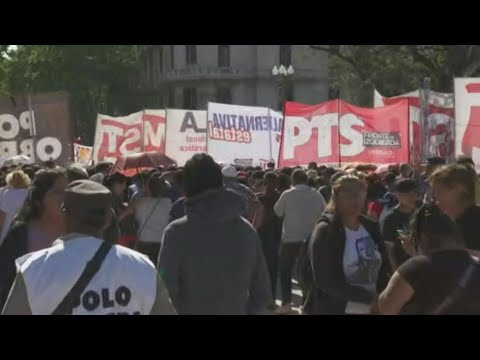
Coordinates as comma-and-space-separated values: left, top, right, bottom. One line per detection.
272, 64, 295, 110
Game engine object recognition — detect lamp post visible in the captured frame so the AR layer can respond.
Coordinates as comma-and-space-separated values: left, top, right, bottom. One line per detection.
272, 64, 294, 111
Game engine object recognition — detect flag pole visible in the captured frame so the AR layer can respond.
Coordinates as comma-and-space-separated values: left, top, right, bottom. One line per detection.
27, 93, 36, 163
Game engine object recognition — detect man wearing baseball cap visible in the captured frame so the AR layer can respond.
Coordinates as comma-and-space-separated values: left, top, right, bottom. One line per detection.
2, 180, 176, 315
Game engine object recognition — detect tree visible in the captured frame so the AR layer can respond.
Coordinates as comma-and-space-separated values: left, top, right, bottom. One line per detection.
310, 45, 480, 106
0, 45, 141, 142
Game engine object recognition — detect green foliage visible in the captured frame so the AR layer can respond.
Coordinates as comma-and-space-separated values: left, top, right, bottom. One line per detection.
0, 45, 141, 142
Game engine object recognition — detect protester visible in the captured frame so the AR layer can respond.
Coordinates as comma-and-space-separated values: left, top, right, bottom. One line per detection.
274, 169, 326, 313
267, 162, 275, 171
429, 164, 480, 251
164, 169, 184, 203
277, 173, 291, 194
250, 170, 265, 193
379, 204, 480, 315
121, 173, 172, 265
306, 174, 391, 315
366, 173, 387, 222
0, 170, 31, 245
0, 169, 68, 309
222, 164, 262, 227
308, 162, 318, 171
456, 155, 480, 206
382, 179, 418, 270
1, 180, 176, 315
399, 162, 413, 179
257, 171, 282, 306
158, 154, 271, 314
66, 165, 89, 183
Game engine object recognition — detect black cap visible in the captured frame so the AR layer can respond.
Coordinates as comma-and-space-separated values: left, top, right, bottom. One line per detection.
392, 178, 417, 193
427, 157, 446, 166
63, 180, 112, 225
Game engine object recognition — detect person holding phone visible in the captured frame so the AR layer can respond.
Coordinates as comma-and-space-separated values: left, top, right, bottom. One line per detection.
382, 179, 419, 270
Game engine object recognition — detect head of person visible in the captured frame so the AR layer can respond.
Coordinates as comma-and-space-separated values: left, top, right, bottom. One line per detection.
94, 162, 111, 176
250, 170, 265, 191
44, 160, 56, 169
429, 164, 476, 218
392, 179, 418, 209
263, 171, 278, 192
292, 169, 308, 186
456, 155, 475, 169
280, 167, 293, 177
18, 169, 68, 224
388, 164, 400, 177
6, 170, 31, 189
383, 172, 397, 189
66, 165, 89, 183
184, 154, 223, 198
327, 175, 368, 219
277, 173, 291, 192
411, 203, 464, 255
103, 172, 128, 198
399, 162, 413, 178
365, 173, 385, 201
322, 167, 337, 183
62, 180, 113, 237
172, 169, 184, 189
308, 162, 318, 170
426, 157, 446, 177
222, 164, 238, 182
146, 172, 169, 198
307, 169, 318, 180
267, 161, 275, 170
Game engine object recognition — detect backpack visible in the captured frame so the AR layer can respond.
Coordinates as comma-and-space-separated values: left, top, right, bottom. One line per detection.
296, 213, 334, 308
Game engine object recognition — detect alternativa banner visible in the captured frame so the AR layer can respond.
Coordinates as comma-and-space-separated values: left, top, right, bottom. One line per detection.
165, 109, 207, 166
279, 99, 410, 167
207, 102, 283, 167
93, 110, 166, 163
0, 91, 73, 164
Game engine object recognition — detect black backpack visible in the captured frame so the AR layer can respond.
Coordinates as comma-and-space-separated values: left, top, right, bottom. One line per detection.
296, 213, 334, 307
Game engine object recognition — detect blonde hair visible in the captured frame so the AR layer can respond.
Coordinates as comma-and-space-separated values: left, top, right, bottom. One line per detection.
326, 174, 367, 214
6, 170, 31, 189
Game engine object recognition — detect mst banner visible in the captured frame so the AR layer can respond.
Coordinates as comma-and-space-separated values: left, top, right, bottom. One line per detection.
165, 109, 207, 166
207, 102, 282, 167
93, 110, 166, 163
374, 89, 454, 163
279, 100, 409, 167
455, 78, 480, 165
0, 91, 73, 164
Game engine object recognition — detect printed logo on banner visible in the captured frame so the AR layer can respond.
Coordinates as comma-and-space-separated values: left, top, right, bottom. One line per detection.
362, 132, 401, 148
234, 158, 253, 167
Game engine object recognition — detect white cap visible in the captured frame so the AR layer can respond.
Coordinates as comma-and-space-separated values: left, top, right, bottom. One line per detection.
222, 165, 238, 178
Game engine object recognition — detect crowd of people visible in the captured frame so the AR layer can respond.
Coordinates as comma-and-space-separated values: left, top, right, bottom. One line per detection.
1, 153, 480, 315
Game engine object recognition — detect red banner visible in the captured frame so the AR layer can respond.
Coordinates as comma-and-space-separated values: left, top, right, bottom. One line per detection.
279, 100, 339, 167
279, 100, 410, 167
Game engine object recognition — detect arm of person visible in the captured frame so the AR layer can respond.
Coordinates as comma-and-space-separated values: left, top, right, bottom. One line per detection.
247, 232, 273, 315
157, 226, 181, 312
252, 202, 265, 230
309, 222, 373, 304
273, 192, 287, 218
0, 210, 6, 237
378, 271, 414, 315
149, 273, 177, 315
118, 199, 136, 223
1, 272, 32, 315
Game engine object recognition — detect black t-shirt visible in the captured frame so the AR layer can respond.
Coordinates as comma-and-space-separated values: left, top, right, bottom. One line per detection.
398, 249, 480, 315
382, 207, 412, 268
257, 191, 281, 242
456, 206, 480, 250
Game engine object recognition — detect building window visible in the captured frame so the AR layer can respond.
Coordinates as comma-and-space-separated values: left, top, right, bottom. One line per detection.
183, 87, 197, 109
168, 87, 175, 108
216, 87, 232, 104
185, 45, 196, 66
170, 45, 175, 69
279, 45, 292, 66
218, 45, 230, 67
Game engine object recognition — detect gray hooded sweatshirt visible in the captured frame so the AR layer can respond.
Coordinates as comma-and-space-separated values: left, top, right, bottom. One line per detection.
158, 189, 271, 315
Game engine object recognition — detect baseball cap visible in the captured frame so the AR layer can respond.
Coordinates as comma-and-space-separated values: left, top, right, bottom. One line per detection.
222, 165, 238, 178
63, 180, 112, 227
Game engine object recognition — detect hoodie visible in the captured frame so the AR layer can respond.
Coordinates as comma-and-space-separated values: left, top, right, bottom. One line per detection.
157, 189, 271, 315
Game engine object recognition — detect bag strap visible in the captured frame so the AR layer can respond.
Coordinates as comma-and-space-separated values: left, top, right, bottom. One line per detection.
430, 257, 478, 315
52, 241, 113, 315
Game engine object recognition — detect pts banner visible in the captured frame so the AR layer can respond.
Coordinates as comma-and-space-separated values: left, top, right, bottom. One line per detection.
93, 110, 166, 163
0, 92, 73, 164
279, 99, 410, 167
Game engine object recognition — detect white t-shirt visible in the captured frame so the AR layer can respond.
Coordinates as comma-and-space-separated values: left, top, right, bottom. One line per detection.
0, 188, 29, 245
135, 197, 172, 244
343, 225, 382, 293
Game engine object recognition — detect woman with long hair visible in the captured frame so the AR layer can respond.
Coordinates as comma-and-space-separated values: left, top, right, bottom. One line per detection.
0, 169, 68, 309
305, 174, 391, 315
379, 204, 480, 315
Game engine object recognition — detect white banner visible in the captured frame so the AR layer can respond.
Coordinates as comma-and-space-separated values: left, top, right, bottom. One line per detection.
165, 109, 207, 166
74, 144, 93, 165
206, 102, 283, 167
93, 110, 166, 163
455, 78, 480, 165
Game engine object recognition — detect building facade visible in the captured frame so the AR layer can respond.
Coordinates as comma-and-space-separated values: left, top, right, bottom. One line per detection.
138, 45, 329, 111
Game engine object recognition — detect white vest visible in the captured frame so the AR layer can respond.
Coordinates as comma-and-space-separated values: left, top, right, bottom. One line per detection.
17, 236, 157, 315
